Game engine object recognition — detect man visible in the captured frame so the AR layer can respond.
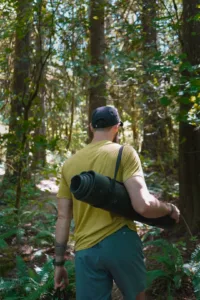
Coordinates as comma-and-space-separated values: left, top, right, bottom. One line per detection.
54, 106, 180, 300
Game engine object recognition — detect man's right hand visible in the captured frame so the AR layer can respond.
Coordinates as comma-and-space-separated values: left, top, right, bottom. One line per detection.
54, 266, 69, 291
169, 204, 180, 223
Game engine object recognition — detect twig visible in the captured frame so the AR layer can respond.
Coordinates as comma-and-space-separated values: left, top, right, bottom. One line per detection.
181, 214, 193, 237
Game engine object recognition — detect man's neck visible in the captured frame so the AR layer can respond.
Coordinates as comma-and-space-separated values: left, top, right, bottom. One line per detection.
92, 133, 113, 143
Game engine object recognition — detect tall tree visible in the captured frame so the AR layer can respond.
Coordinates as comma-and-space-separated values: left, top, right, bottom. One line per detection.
141, 0, 158, 156
4, 0, 32, 185
179, 0, 200, 231
31, 0, 47, 170
31, 84, 47, 170
88, 0, 106, 138
2, 0, 54, 209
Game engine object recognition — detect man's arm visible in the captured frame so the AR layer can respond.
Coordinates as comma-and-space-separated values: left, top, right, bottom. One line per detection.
55, 198, 73, 263
124, 176, 180, 222
54, 197, 72, 290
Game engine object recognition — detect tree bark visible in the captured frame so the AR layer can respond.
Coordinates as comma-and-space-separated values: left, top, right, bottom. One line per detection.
31, 0, 47, 170
31, 85, 47, 170
4, 0, 32, 185
179, 0, 200, 231
141, 0, 169, 161
88, 0, 107, 139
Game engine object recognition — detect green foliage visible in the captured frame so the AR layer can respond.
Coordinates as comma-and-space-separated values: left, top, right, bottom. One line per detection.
0, 0, 199, 299
0, 247, 16, 277
0, 249, 76, 299
160, 96, 172, 107
141, 226, 162, 242
0, 171, 65, 298
144, 239, 186, 297
0, 257, 75, 300
183, 245, 200, 298
32, 230, 55, 246
0, 183, 57, 249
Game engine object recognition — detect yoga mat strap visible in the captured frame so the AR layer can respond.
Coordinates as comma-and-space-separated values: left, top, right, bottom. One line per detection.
110, 146, 124, 197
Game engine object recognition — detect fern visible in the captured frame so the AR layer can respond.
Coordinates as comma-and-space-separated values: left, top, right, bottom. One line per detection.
144, 239, 184, 270
191, 245, 200, 262
0, 228, 17, 239
183, 245, 200, 298
141, 226, 162, 242
16, 256, 28, 279
0, 278, 19, 291
0, 238, 8, 248
31, 230, 55, 246
144, 238, 186, 295
0, 257, 76, 300
25, 261, 55, 300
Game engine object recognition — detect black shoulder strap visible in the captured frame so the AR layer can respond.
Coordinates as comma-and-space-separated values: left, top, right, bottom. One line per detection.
110, 145, 124, 195
114, 146, 124, 180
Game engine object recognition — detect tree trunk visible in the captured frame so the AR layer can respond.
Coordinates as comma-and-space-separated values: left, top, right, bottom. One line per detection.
31, 1, 47, 170
31, 86, 46, 170
179, 0, 200, 232
66, 3, 75, 151
141, 0, 167, 159
4, 0, 32, 185
88, 0, 107, 139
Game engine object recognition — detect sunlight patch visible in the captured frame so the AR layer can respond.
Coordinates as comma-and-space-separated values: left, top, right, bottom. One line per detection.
36, 177, 58, 193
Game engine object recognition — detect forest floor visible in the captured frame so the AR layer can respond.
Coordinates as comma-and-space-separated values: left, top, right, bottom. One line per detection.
1, 176, 198, 300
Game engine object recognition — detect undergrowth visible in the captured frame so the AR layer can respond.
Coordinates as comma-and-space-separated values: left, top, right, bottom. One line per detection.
0, 257, 75, 300
143, 232, 200, 299
0, 165, 199, 300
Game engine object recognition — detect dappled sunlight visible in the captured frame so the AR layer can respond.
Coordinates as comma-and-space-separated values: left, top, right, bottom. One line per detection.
0, 167, 5, 176
36, 177, 58, 194
0, 0, 199, 298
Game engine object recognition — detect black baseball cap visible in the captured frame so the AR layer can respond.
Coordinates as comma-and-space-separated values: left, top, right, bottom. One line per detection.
91, 106, 123, 129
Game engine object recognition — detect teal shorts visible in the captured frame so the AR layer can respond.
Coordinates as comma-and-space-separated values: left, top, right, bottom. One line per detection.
75, 226, 146, 300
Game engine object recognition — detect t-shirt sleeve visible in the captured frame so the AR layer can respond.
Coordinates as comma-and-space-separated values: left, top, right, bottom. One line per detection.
122, 145, 144, 182
57, 165, 72, 199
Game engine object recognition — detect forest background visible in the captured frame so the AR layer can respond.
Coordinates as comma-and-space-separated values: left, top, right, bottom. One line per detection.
0, 0, 200, 299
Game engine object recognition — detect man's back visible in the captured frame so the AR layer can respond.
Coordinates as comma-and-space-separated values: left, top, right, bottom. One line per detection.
54, 106, 179, 299
57, 140, 143, 251
54, 106, 151, 299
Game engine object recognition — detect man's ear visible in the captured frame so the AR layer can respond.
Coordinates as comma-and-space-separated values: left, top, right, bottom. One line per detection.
113, 124, 119, 131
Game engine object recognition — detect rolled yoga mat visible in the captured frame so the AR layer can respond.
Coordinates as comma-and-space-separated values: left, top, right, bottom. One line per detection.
70, 171, 176, 229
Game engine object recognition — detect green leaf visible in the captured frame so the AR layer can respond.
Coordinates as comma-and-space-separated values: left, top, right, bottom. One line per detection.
5, 48, 12, 54
16, 255, 28, 278
173, 274, 182, 289
0, 229, 17, 240
28, 268, 39, 282
179, 61, 193, 72
160, 97, 171, 106
0, 239, 8, 248
146, 269, 168, 287
179, 97, 190, 104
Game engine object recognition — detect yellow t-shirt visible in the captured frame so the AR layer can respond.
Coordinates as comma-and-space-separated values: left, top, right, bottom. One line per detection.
57, 140, 143, 251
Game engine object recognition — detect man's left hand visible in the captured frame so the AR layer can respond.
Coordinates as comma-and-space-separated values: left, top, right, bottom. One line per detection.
54, 266, 69, 291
